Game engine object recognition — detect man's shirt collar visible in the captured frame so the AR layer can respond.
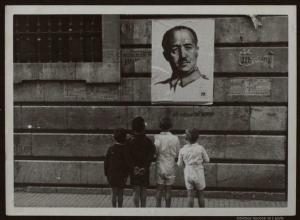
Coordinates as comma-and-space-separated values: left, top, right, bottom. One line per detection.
155, 67, 208, 91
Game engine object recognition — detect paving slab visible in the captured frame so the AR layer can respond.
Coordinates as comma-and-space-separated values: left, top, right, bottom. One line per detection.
14, 192, 287, 208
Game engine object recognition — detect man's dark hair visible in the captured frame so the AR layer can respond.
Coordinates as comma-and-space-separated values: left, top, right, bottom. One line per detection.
162, 25, 198, 51
132, 116, 145, 133
114, 128, 127, 143
159, 117, 173, 131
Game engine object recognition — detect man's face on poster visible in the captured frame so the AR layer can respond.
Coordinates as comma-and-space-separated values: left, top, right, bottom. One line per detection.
164, 28, 199, 75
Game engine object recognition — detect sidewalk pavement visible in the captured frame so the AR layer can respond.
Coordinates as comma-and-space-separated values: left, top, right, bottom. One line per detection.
14, 192, 287, 208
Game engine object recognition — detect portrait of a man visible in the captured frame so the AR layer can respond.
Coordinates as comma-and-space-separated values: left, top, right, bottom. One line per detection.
151, 20, 214, 104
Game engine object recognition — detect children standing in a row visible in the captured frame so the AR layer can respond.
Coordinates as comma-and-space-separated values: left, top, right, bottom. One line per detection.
104, 116, 209, 208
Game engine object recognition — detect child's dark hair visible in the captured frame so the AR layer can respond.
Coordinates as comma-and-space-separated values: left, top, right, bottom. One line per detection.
186, 129, 199, 144
114, 128, 127, 143
131, 116, 145, 133
159, 117, 173, 131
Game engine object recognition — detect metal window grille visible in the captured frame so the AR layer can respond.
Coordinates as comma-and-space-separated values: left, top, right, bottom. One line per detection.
13, 15, 103, 63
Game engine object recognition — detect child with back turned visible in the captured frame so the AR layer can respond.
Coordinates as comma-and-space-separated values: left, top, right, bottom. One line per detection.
104, 128, 129, 207
177, 129, 210, 207
125, 116, 156, 207
154, 117, 180, 207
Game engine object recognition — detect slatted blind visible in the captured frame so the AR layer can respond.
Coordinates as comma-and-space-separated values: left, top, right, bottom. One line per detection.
13, 15, 103, 62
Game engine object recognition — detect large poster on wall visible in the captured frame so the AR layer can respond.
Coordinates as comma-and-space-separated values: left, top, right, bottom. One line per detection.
151, 19, 215, 104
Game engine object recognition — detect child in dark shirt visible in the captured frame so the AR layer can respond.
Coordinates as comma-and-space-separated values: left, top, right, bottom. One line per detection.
104, 128, 129, 207
125, 116, 156, 207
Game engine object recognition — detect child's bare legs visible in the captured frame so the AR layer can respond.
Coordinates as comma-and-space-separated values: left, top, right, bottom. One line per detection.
111, 187, 118, 207
140, 186, 147, 207
133, 186, 140, 207
165, 185, 172, 207
133, 186, 147, 207
117, 188, 124, 207
156, 184, 164, 207
196, 190, 205, 207
112, 187, 124, 207
187, 189, 194, 207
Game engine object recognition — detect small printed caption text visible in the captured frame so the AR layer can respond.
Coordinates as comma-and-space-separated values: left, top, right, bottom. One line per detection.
237, 217, 284, 220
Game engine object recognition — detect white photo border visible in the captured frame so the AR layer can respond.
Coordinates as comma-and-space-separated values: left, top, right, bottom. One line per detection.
5, 5, 297, 216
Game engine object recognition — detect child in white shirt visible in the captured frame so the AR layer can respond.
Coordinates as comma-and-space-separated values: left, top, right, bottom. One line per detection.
177, 129, 210, 207
154, 117, 180, 207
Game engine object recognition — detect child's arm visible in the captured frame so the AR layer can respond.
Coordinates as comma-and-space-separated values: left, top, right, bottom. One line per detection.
177, 150, 184, 167
202, 147, 210, 163
154, 136, 159, 148
174, 137, 181, 162
104, 148, 110, 177
175, 137, 181, 155
148, 139, 156, 164
123, 141, 134, 174
153, 136, 160, 159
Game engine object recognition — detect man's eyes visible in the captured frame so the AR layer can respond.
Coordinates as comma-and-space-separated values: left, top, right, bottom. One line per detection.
185, 45, 193, 49
171, 47, 179, 52
171, 45, 193, 52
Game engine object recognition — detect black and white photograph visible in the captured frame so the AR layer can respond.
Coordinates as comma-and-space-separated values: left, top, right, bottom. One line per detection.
4, 5, 296, 217
151, 19, 214, 104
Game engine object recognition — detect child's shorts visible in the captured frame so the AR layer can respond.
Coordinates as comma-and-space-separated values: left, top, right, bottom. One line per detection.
130, 167, 150, 187
184, 165, 206, 190
156, 171, 176, 186
108, 175, 127, 188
